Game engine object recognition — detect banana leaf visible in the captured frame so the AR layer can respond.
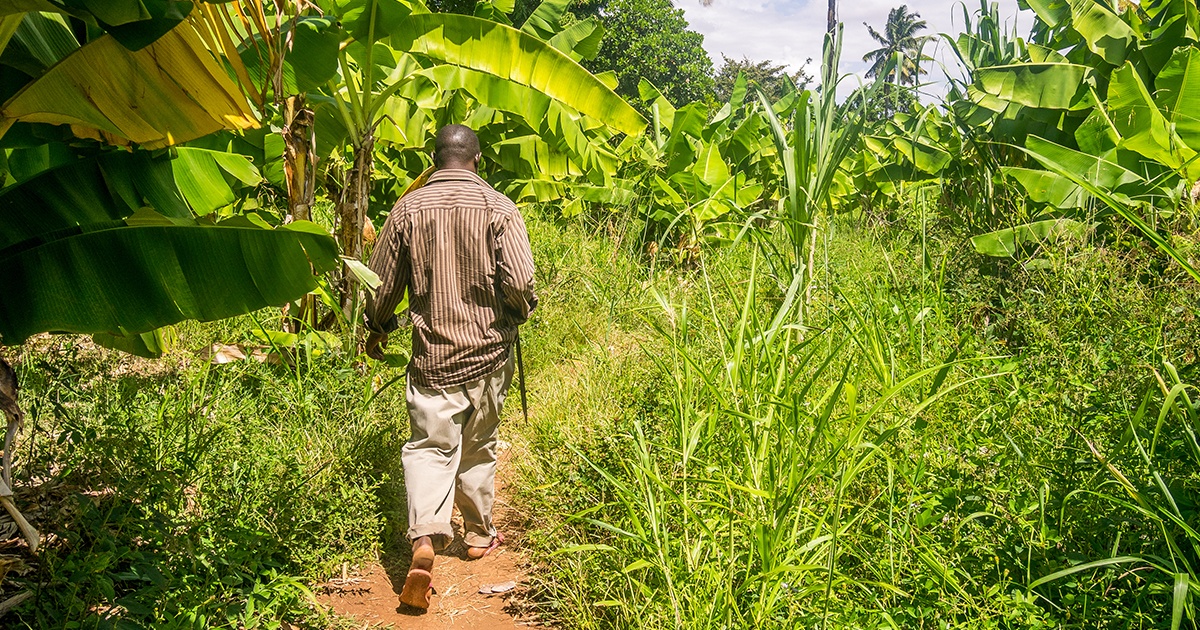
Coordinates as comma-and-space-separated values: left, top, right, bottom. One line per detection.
1067, 0, 1134, 66
0, 219, 338, 344
8, 11, 77, 71
501, 177, 567, 203
970, 218, 1091, 257
93, 326, 176, 358
392, 13, 645, 136
1025, 135, 1145, 191
1074, 106, 1121, 155
1001, 166, 1089, 208
1154, 45, 1200, 151
866, 134, 952, 175
473, 0, 514, 25
172, 147, 263, 215
974, 62, 1092, 110
1021, 140, 1200, 283
1137, 0, 1199, 73
573, 181, 635, 206
548, 18, 603, 61
692, 142, 730, 188
1023, 0, 1069, 28
0, 148, 265, 251
0, 1, 61, 15
95, 0, 195, 51
520, 0, 570, 40
238, 16, 342, 96
492, 135, 576, 179
0, 151, 191, 252
343, 0, 422, 44
1109, 61, 1197, 176
0, 21, 258, 148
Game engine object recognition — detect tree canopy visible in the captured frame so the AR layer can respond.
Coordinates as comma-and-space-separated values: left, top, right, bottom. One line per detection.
862, 5, 931, 85
584, 0, 715, 106
713, 55, 811, 102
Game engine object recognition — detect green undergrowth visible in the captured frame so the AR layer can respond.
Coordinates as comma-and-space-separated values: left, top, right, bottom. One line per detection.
6, 322, 410, 628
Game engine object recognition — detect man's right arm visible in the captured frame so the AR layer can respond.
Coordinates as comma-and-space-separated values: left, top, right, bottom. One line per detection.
365, 207, 410, 336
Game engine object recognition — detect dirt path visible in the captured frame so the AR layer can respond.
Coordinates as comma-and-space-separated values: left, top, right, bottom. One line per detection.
317, 449, 536, 629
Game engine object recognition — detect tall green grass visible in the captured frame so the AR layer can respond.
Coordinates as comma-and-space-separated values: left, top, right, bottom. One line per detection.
547, 245, 1009, 628
520, 210, 1200, 628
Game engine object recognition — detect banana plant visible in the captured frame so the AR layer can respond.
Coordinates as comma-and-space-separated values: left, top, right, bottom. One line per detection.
0, 145, 339, 348
963, 0, 1198, 151
295, 0, 643, 309
598, 74, 779, 254
982, 43, 1200, 247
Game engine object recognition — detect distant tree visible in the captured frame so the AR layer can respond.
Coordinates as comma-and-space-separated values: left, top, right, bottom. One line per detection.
428, 0, 715, 106
585, 0, 715, 106
854, 83, 919, 122
713, 55, 811, 102
862, 5, 932, 86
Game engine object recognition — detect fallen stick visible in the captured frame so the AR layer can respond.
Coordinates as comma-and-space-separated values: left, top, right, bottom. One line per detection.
0, 590, 32, 616
0, 360, 36, 552
0, 477, 37, 553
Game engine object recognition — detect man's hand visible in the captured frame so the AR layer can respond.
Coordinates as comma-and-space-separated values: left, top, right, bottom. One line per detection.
365, 331, 388, 360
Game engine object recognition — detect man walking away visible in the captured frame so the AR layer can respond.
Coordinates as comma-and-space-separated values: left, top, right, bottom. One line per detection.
364, 125, 537, 610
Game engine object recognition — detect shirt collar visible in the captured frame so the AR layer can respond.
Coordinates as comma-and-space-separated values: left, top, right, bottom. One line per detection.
427, 168, 488, 186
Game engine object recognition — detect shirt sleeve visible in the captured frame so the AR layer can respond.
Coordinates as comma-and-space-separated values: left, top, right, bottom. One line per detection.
364, 207, 410, 334
497, 208, 538, 323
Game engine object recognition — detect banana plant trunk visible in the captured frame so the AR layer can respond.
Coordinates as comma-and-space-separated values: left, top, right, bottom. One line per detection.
282, 95, 318, 332
283, 96, 316, 223
335, 131, 376, 316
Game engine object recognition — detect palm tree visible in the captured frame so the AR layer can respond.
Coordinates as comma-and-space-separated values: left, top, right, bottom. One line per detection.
862, 5, 931, 85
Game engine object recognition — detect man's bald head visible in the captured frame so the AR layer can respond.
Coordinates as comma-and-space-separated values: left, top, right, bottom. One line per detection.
433, 124, 481, 171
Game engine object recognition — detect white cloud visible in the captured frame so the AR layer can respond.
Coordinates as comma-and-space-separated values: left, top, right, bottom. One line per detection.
677, 0, 1033, 100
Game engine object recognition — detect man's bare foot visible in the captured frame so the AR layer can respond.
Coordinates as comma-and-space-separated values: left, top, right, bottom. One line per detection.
411, 536, 435, 571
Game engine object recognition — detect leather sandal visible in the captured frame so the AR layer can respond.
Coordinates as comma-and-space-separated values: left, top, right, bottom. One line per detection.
466, 532, 504, 560
399, 567, 434, 609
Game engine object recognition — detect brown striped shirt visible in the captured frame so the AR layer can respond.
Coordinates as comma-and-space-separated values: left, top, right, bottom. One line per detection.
365, 169, 537, 389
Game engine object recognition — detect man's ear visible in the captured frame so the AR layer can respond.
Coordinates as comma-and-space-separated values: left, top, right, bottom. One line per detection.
474, 152, 482, 165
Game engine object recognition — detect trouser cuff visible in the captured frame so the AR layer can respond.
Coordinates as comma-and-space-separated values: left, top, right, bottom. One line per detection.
409, 522, 454, 548
465, 530, 497, 548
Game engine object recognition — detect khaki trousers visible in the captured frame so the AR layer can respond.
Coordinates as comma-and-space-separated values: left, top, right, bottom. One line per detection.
403, 357, 513, 548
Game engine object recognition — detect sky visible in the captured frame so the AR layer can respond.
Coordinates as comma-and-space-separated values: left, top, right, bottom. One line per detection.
676, 0, 1033, 99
